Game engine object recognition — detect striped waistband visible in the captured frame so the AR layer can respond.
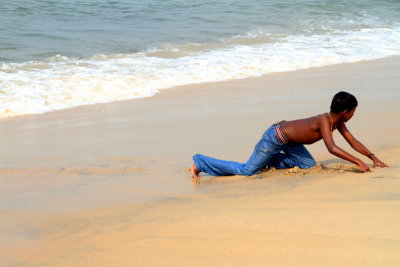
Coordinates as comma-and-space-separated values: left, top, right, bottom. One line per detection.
274, 123, 288, 144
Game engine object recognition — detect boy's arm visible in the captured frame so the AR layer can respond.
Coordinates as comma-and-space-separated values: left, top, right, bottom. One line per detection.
319, 117, 371, 172
337, 122, 388, 168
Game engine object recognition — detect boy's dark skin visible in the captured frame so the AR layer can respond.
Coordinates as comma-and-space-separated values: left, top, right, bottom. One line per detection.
191, 108, 388, 178
279, 108, 388, 173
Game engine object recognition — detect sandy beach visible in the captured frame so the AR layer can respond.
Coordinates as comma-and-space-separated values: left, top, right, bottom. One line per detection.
1, 56, 400, 266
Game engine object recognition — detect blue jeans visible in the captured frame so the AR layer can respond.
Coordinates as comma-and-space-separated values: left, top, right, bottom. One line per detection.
193, 124, 316, 176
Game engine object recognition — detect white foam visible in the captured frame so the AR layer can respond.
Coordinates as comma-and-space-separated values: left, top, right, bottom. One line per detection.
1, 26, 400, 118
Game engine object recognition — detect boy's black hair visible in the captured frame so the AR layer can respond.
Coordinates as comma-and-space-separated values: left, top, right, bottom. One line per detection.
330, 91, 358, 114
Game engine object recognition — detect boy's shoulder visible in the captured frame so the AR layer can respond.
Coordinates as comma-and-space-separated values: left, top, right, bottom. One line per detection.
308, 113, 329, 125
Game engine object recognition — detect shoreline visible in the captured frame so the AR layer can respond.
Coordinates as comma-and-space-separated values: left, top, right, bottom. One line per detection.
1, 56, 399, 164
1, 56, 400, 266
1, 55, 400, 122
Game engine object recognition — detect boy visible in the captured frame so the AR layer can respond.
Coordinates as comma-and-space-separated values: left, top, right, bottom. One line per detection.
191, 91, 388, 178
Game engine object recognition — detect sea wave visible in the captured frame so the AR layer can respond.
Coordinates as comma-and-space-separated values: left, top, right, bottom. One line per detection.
1, 25, 400, 118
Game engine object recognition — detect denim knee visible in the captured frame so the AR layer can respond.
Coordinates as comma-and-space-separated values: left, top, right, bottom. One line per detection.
239, 164, 260, 176
299, 158, 317, 169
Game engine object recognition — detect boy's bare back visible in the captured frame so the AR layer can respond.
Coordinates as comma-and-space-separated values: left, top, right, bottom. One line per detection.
280, 113, 335, 144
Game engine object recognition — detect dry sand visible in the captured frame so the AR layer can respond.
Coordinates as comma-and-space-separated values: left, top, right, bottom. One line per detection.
1, 56, 400, 266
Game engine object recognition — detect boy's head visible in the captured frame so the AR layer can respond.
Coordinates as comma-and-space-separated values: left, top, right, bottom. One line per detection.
330, 91, 358, 114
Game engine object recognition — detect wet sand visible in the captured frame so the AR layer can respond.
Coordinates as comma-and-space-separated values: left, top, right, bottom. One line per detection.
1, 56, 400, 266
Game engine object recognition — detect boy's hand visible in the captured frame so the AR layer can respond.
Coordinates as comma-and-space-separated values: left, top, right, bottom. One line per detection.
372, 157, 389, 168
357, 161, 371, 173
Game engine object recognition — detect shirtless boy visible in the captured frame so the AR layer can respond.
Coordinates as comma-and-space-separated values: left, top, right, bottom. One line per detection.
191, 91, 388, 178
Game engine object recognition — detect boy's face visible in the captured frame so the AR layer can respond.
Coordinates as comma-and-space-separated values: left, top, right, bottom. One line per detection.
343, 107, 356, 122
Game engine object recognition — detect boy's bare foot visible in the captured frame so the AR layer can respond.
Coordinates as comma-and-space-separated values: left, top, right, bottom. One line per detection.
191, 163, 200, 179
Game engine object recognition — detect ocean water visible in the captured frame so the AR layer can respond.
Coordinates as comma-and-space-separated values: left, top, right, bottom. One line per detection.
1, 0, 400, 117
